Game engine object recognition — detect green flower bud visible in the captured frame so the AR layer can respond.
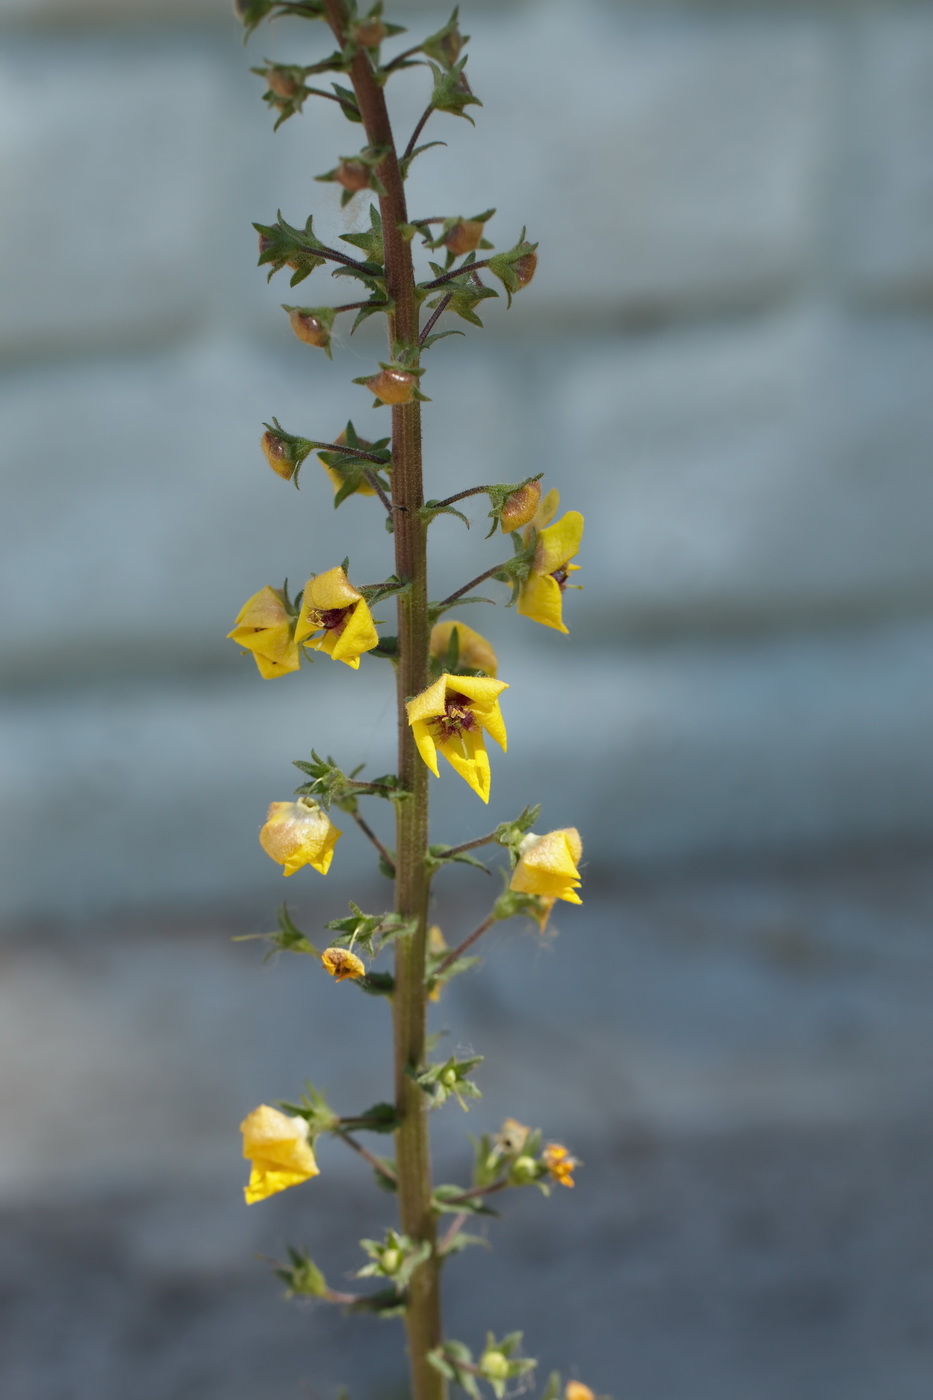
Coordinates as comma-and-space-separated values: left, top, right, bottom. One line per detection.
510, 1155, 538, 1184
480, 1351, 511, 1381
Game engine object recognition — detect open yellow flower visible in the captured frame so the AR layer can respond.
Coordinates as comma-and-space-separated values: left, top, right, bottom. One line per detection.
406, 673, 509, 804
294, 566, 378, 669
227, 585, 300, 679
321, 947, 365, 981
429, 619, 498, 677
240, 1104, 319, 1204
516, 489, 584, 634
542, 1142, 577, 1188
565, 1383, 595, 1400
259, 798, 342, 876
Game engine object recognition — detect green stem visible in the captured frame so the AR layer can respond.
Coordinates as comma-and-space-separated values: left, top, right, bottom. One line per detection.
323, 7, 443, 1399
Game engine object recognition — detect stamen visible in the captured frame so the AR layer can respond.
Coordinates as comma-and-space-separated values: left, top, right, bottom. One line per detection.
432, 692, 477, 742
315, 606, 350, 633
551, 567, 570, 590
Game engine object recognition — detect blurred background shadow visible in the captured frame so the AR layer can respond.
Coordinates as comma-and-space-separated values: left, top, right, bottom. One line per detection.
3, 0, 933, 1397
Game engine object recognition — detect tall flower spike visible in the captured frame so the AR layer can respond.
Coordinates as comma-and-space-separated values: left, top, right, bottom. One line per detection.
510, 828, 583, 930
406, 673, 508, 804
294, 566, 379, 669
240, 1104, 319, 1204
260, 797, 342, 876
227, 585, 300, 679
516, 489, 584, 634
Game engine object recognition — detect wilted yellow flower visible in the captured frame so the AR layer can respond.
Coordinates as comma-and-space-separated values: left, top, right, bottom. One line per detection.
259, 798, 342, 876
319, 429, 378, 499
496, 1117, 531, 1154
510, 829, 583, 915
227, 585, 300, 679
407, 673, 509, 804
240, 1104, 319, 1204
565, 1383, 595, 1400
517, 489, 584, 634
542, 1142, 577, 1188
294, 566, 378, 669
321, 947, 365, 981
429, 620, 498, 677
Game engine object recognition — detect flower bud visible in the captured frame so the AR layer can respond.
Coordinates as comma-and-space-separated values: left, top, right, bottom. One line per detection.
444, 219, 485, 256
480, 1351, 510, 1382
565, 1385, 595, 1400
499, 480, 541, 533
287, 308, 330, 349
441, 1066, 458, 1089
336, 159, 370, 193
365, 368, 416, 405
354, 18, 387, 46
321, 947, 365, 981
509, 1155, 538, 1185
514, 250, 538, 289
380, 1247, 402, 1274
261, 428, 296, 481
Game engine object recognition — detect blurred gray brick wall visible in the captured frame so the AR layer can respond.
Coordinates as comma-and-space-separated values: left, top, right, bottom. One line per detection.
4, 0, 933, 921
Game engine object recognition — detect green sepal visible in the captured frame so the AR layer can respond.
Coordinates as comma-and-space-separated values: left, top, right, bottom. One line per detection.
413, 1053, 483, 1110
484, 474, 544, 537
255, 211, 329, 286
541, 1374, 563, 1400
274, 1246, 328, 1299
325, 902, 416, 957
487, 229, 539, 307
357, 1230, 432, 1289
492, 888, 546, 923
478, 1333, 537, 1400
317, 146, 390, 205
419, 209, 495, 252
277, 1080, 339, 1138
428, 57, 481, 123
280, 302, 336, 357
292, 751, 408, 808
420, 7, 467, 69
494, 804, 541, 858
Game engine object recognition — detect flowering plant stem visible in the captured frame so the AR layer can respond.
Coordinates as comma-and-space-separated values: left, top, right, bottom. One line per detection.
321, 4, 441, 1395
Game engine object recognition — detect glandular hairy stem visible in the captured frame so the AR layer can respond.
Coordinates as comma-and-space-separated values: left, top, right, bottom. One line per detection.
321, 6, 443, 1399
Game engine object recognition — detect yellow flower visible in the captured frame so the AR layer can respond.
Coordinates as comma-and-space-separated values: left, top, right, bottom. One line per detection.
516, 489, 584, 634
259, 798, 342, 876
510, 828, 583, 909
542, 1142, 577, 1188
565, 1384, 594, 1400
321, 947, 365, 981
319, 429, 378, 499
429, 620, 498, 677
294, 566, 379, 669
227, 585, 300, 679
407, 673, 509, 804
240, 1103, 319, 1204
